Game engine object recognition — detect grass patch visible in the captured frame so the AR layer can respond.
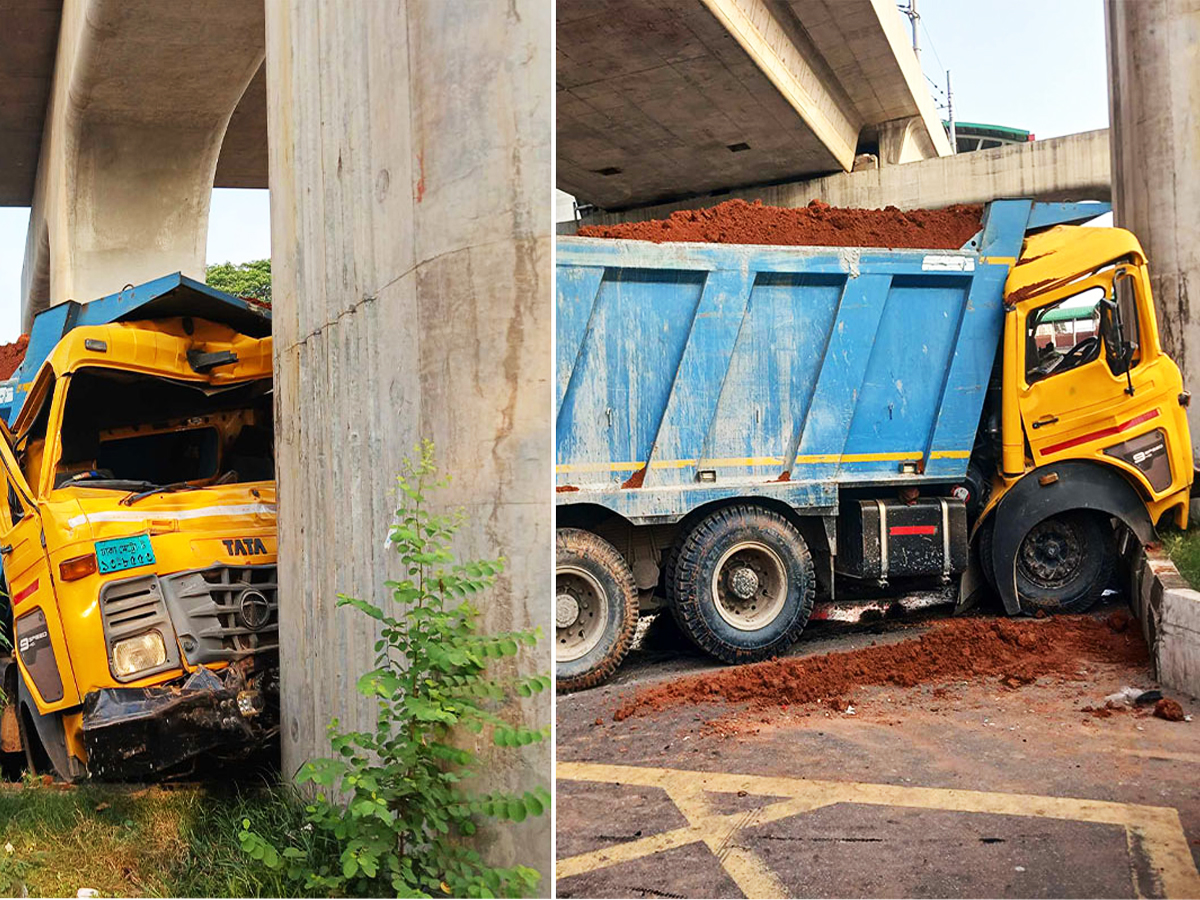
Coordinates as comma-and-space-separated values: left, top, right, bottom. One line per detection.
1161, 527, 1200, 588
0, 776, 312, 897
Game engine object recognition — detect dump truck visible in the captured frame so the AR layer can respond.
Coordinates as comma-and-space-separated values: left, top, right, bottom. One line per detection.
555, 200, 1194, 690
0, 274, 277, 779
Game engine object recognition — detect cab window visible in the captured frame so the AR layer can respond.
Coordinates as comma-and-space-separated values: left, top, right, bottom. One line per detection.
1025, 286, 1105, 383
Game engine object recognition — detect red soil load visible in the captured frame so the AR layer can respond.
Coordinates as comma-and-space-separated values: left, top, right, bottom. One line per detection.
0, 334, 30, 380
579, 198, 984, 250
612, 615, 1148, 722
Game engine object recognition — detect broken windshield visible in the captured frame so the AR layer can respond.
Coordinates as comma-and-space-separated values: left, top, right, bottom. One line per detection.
49, 367, 274, 493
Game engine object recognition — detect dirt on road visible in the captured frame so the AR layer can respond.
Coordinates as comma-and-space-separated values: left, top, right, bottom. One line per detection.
577, 198, 984, 249
613, 615, 1147, 722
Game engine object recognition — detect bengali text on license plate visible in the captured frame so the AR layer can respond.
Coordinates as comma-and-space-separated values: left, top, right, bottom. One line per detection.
95, 534, 156, 574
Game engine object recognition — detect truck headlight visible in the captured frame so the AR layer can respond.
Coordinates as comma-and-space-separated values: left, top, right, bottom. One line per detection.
112, 632, 167, 677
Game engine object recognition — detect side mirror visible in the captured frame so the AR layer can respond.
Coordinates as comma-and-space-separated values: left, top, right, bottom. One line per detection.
1099, 298, 1132, 375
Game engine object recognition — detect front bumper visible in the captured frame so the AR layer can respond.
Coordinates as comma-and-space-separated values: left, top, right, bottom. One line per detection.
81, 664, 278, 779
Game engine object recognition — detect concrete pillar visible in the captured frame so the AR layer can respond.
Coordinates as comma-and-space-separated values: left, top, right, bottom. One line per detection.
1107, 0, 1200, 455
265, 0, 551, 883
22, 0, 264, 325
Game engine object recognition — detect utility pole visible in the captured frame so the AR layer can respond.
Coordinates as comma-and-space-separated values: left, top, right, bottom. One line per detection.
900, 1, 920, 63
946, 69, 956, 151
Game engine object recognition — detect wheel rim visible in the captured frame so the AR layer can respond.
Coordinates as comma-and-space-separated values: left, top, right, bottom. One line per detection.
710, 540, 788, 631
1018, 517, 1085, 590
556, 565, 609, 662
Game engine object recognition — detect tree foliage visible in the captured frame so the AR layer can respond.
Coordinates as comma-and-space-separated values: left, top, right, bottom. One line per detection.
206, 260, 272, 307
239, 441, 548, 897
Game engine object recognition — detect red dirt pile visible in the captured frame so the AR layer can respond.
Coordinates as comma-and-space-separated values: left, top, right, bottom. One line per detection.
578, 198, 984, 250
0, 334, 29, 380
612, 615, 1149, 721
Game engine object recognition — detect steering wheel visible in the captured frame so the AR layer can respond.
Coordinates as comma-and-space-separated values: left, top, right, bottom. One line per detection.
1057, 336, 1099, 371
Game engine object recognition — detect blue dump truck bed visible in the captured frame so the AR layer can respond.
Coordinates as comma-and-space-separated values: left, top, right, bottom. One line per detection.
555, 201, 1109, 523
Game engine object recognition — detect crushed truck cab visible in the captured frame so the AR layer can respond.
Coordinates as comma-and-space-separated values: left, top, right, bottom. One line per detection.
0, 275, 277, 780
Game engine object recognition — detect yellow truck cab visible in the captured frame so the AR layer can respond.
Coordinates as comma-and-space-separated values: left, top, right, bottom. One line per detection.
0, 278, 277, 781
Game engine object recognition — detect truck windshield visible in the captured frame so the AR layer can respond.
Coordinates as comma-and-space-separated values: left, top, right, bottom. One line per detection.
1025, 286, 1105, 383
52, 368, 274, 491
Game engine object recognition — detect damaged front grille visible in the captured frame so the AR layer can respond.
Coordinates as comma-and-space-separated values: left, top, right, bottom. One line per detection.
160, 564, 279, 665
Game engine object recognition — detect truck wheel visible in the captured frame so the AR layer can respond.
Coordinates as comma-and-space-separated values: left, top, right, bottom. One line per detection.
668, 505, 814, 664
556, 528, 638, 692
1014, 511, 1114, 614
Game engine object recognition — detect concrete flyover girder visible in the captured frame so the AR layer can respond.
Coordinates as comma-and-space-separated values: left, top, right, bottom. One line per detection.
557, 0, 951, 210
21, 0, 265, 326
578, 129, 1112, 227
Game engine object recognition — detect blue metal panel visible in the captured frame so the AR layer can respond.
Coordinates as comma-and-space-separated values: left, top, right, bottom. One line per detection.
923, 263, 1010, 478
642, 267, 756, 488
792, 274, 892, 482
555, 265, 604, 416
1026, 202, 1112, 231
556, 479, 838, 526
839, 276, 972, 477
700, 273, 842, 473
555, 268, 706, 486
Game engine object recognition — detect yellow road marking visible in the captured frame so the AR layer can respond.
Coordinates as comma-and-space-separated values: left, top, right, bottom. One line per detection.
664, 781, 792, 899
557, 762, 1200, 899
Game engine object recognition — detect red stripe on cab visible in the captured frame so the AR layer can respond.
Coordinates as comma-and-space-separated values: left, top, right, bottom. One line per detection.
1042, 409, 1160, 456
12, 579, 38, 606
890, 525, 937, 536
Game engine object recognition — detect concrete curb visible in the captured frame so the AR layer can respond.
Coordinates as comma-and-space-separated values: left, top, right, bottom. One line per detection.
1126, 536, 1200, 699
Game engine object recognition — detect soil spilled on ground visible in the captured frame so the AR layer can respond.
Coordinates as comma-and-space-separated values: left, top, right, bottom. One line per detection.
0, 334, 29, 379
612, 615, 1148, 721
578, 198, 984, 250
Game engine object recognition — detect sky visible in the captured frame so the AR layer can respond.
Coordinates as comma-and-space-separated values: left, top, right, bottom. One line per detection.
913, 0, 1109, 140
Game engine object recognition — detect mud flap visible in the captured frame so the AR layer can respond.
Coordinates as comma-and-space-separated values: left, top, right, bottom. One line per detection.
17, 677, 78, 781
954, 549, 987, 616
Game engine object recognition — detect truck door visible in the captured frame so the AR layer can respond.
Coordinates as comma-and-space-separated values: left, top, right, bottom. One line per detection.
0, 417, 78, 710
1016, 266, 1181, 498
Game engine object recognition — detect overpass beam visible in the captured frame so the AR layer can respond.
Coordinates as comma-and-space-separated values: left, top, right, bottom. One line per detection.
22, 0, 264, 325
700, 0, 860, 170
1107, 0, 1200, 457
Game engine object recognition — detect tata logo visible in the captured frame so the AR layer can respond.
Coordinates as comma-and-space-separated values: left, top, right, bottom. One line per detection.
222, 537, 268, 557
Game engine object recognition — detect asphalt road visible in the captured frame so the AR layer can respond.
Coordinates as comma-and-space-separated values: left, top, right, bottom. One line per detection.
555, 600, 1200, 899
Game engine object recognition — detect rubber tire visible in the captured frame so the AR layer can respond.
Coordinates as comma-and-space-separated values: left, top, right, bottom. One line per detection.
556, 528, 639, 693
667, 505, 815, 664
17, 704, 53, 778
1013, 511, 1115, 614
978, 517, 998, 593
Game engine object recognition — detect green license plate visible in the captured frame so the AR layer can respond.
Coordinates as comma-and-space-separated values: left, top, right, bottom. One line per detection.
95, 534, 156, 574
